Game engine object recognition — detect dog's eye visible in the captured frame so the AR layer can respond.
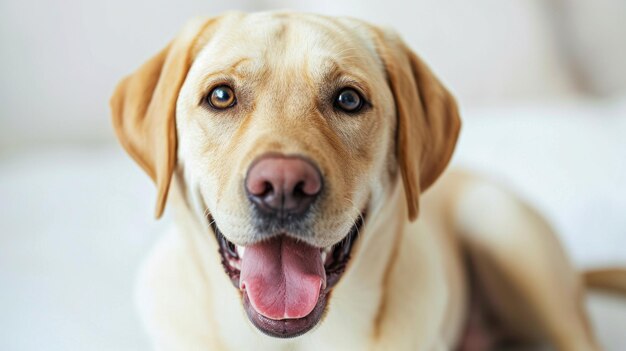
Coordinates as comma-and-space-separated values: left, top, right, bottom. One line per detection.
335, 88, 363, 113
207, 85, 236, 109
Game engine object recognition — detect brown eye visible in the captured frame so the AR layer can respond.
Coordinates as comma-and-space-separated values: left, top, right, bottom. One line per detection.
207, 85, 236, 109
335, 88, 363, 113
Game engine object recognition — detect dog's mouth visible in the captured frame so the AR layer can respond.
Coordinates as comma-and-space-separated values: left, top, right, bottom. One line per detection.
209, 214, 365, 338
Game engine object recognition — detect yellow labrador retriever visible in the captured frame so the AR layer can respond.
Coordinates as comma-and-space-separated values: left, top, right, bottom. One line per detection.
111, 12, 625, 350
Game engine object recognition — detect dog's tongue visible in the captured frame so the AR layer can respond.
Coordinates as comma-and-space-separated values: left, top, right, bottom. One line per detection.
240, 236, 326, 320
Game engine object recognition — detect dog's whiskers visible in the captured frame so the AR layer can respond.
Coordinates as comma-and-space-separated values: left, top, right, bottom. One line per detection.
343, 197, 365, 237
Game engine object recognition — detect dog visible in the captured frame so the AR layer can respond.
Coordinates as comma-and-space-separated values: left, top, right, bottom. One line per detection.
111, 11, 626, 350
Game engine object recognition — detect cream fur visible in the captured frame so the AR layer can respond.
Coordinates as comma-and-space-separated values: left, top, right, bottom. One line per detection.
111, 12, 612, 351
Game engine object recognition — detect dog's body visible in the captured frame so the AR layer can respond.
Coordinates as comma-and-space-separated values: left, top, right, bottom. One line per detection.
112, 12, 622, 350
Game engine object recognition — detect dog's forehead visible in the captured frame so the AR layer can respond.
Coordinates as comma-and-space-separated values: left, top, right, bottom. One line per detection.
192, 12, 381, 80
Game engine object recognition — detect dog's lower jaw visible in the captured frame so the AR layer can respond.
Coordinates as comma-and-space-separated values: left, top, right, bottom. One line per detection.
242, 289, 329, 338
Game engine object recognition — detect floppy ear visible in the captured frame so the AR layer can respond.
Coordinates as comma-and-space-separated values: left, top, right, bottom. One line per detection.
373, 29, 461, 221
110, 17, 216, 218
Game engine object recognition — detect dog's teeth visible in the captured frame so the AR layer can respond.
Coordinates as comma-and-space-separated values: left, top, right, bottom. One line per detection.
230, 259, 241, 270
321, 251, 328, 263
236, 245, 245, 258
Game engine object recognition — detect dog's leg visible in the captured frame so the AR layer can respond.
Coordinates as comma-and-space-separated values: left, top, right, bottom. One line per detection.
449, 175, 601, 351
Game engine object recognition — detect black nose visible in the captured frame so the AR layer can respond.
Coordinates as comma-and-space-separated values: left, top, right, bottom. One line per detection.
245, 155, 322, 216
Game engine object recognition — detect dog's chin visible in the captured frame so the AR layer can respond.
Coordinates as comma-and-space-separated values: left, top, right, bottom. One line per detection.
209, 213, 366, 338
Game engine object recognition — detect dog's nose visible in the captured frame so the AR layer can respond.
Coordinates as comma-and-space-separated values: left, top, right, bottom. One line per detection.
245, 155, 322, 215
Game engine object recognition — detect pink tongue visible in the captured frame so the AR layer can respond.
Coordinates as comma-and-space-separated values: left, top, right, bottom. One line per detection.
240, 236, 326, 320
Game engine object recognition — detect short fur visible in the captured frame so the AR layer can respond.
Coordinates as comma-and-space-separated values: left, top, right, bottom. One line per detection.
111, 12, 622, 350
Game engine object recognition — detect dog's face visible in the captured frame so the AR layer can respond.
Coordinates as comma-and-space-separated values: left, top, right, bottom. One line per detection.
111, 12, 459, 339
177, 13, 394, 248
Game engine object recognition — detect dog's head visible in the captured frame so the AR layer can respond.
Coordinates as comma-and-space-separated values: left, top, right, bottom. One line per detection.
111, 12, 460, 338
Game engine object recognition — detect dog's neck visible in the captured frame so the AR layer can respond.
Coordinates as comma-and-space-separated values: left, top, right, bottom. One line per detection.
165, 173, 409, 350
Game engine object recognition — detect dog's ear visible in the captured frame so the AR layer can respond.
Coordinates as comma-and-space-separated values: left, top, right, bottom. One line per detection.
110, 17, 217, 218
372, 29, 461, 221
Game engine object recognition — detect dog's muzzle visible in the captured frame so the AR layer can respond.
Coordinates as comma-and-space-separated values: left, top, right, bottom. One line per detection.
206, 153, 367, 338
